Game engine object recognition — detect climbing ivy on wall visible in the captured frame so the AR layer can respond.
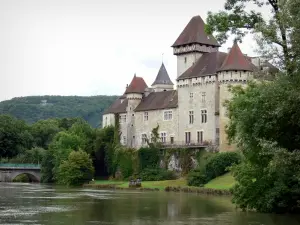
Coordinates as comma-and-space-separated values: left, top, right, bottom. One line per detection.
113, 113, 120, 145
138, 147, 161, 171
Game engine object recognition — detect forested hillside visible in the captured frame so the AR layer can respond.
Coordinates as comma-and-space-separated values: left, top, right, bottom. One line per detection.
0, 95, 118, 127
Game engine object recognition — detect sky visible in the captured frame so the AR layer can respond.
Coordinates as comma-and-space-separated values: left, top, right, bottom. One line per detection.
0, 0, 267, 101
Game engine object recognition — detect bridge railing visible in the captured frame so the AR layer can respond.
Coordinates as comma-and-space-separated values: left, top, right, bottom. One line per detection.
0, 163, 41, 169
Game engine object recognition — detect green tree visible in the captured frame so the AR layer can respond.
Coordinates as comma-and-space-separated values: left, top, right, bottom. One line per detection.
68, 119, 96, 154
31, 119, 61, 149
41, 148, 55, 183
49, 131, 86, 182
226, 74, 300, 213
58, 150, 95, 186
205, 0, 299, 73
0, 115, 33, 158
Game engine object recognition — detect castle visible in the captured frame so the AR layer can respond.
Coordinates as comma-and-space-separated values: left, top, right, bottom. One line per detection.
102, 15, 277, 151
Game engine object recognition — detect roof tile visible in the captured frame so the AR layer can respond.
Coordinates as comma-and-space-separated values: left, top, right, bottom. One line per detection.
125, 75, 148, 94
172, 15, 220, 47
134, 90, 178, 112
218, 42, 253, 72
152, 63, 174, 86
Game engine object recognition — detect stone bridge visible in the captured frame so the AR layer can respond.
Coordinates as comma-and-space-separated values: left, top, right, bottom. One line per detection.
0, 164, 41, 182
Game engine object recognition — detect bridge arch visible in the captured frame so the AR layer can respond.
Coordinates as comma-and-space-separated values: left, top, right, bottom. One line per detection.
10, 171, 41, 183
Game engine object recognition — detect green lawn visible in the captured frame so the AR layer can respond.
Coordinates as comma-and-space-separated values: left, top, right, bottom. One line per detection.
204, 173, 235, 190
94, 173, 235, 191
94, 179, 187, 190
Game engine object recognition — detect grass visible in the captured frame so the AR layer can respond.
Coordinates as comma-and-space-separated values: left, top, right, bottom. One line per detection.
94, 178, 187, 190
93, 173, 235, 191
204, 173, 235, 190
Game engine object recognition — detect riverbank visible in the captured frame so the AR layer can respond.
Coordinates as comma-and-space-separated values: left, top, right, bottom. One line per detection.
83, 173, 234, 195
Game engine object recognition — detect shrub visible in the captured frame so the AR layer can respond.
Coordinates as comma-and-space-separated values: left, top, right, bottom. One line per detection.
114, 147, 137, 179
205, 152, 241, 181
187, 152, 241, 187
58, 150, 94, 186
138, 147, 160, 171
139, 168, 176, 181
187, 169, 207, 187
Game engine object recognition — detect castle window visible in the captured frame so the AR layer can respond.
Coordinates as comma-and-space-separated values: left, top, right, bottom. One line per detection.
197, 131, 203, 144
201, 109, 207, 123
105, 117, 108, 126
184, 57, 187, 63
123, 136, 127, 145
201, 92, 206, 102
170, 136, 174, 144
144, 112, 148, 121
142, 134, 147, 145
185, 132, 191, 144
189, 111, 194, 124
164, 110, 173, 121
160, 132, 167, 143
190, 92, 194, 99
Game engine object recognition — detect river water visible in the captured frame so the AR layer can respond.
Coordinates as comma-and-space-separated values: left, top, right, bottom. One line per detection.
0, 183, 299, 225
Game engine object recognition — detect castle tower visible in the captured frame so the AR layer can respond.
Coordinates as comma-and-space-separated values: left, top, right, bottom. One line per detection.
151, 63, 174, 92
125, 74, 148, 147
172, 15, 220, 78
217, 41, 253, 151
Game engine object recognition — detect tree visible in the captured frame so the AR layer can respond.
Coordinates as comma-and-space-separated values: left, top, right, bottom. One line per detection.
58, 150, 95, 186
146, 125, 161, 148
68, 119, 96, 154
205, 0, 300, 74
0, 115, 33, 158
31, 119, 61, 149
93, 126, 115, 177
41, 148, 55, 183
226, 74, 300, 213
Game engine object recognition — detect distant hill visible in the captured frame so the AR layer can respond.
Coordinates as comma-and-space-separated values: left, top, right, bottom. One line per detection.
0, 95, 118, 127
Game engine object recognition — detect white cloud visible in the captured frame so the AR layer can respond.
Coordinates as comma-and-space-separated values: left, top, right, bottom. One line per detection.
0, 0, 270, 101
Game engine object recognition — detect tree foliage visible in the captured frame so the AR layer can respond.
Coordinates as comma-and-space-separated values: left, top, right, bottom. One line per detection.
227, 74, 300, 213
58, 150, 94, 186
0, 115, 33, 158
205, 0, 300, 73
31, 119, 61, 149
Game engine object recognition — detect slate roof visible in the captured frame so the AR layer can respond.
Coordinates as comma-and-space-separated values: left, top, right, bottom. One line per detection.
218, 42, 253, 72
125, 75, 148, 94
103, 98, 128, 114
172, 15, 220, 47
134, 90, 178, 112
152, 63, 174, 86
177, 51, 227, 80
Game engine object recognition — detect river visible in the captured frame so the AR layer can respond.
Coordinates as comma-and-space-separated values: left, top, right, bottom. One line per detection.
0, 183, 299, 225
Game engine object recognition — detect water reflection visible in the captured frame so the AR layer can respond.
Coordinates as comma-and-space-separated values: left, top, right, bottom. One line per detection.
0, 183, 299, 225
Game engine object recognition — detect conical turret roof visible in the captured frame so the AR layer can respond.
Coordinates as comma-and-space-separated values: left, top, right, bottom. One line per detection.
218, 41, 253, 72
172, 15, 220, 47
125, 74, 148, 94
152, 63, 174, 86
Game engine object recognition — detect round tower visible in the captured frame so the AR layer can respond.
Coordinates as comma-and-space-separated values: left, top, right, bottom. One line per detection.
125, 74, 148, 148
217, 41, 254, 151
